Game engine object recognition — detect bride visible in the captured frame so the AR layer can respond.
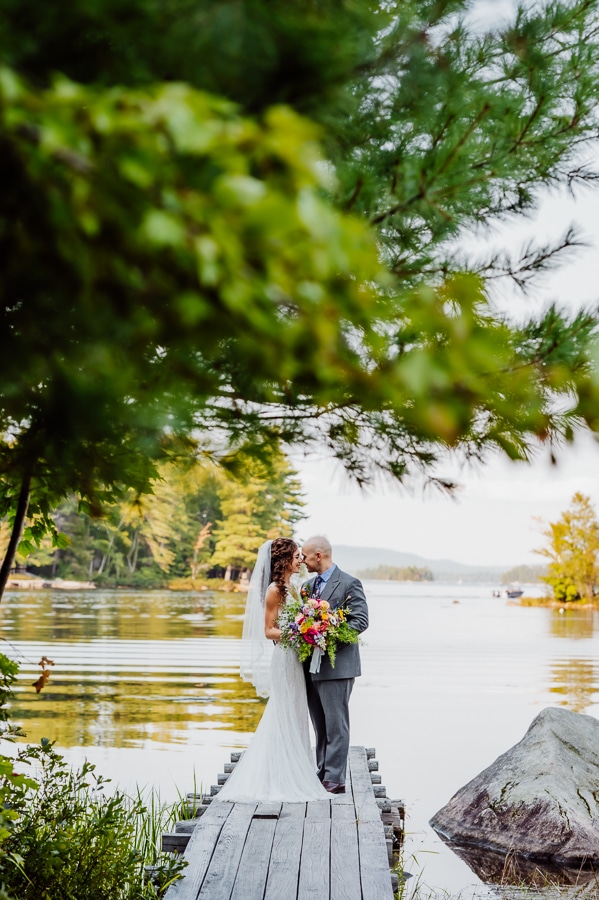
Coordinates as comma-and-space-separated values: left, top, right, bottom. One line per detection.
216, 537, 328, 802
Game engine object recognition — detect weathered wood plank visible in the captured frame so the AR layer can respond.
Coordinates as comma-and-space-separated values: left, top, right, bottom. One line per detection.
164, 801, 234, 900
298, 800, 331, 900
175, 820, 199, 834
349, 747, 381, 821
229, 804, 282, 900
331, 802, 361, 900
305, 799, 331, 820
197, 802, 258, 900
253, 801, 282, 819
162, 832, 191, 853
263, 803, 306, 900
357, 816, 395, 900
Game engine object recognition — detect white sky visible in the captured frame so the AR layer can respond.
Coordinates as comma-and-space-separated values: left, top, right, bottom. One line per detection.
295, 2, 599, 569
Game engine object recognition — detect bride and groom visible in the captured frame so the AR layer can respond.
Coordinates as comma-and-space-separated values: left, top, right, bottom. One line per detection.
217, 535, 369, 802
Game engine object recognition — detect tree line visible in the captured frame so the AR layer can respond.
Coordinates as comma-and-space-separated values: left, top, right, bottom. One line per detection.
357, 565, 433, 582
0, 453, 304, 588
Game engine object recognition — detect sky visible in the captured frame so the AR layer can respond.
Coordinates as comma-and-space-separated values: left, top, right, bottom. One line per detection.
294, 2, 599, 569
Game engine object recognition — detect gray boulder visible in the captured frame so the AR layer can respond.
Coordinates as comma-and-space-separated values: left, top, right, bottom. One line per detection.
430, 707, 599, 866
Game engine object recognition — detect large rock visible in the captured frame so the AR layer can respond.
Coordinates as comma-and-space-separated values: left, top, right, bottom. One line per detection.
430, 707, 599, 866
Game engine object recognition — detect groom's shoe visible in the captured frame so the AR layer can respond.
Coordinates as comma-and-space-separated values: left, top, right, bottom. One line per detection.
322, 781, 345, 794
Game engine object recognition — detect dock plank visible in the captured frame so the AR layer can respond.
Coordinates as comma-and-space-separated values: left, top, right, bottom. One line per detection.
349, 747, 383, 821
230, 803, 281, 900
197, 802, 258, 900
165, 801, 234, 900
263, 803, 306, 900
331, 802, 361, 900
357, 816, 395, 900
298, 800, 331, 900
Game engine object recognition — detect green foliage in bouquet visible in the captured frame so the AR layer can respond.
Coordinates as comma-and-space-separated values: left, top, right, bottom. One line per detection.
278, 596, 359, 668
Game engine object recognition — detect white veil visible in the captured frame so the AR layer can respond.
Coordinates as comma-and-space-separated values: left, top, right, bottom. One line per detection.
240, 540, 274, 698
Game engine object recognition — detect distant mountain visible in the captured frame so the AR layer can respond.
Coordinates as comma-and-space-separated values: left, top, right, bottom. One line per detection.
333, 544, 508, 583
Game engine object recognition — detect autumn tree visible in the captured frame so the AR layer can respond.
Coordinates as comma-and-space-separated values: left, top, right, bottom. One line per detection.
535, 493, 599, 601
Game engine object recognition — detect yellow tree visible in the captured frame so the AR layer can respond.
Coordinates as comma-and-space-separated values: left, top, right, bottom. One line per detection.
535, 493, 599, 602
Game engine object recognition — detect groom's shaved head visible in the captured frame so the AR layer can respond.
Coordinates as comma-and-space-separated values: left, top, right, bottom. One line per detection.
301, 536, 333, 574
304, 536, 332, 556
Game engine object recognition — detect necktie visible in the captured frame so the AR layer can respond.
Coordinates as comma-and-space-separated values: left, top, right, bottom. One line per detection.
313, 576, 324, 597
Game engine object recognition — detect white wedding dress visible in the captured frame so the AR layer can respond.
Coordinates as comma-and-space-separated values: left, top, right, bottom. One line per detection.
216, 604, 328, 803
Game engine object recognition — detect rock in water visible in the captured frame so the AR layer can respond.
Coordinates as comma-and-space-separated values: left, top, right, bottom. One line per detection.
430, 707, 599, 865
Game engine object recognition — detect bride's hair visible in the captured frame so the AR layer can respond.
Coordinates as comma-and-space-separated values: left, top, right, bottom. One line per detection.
270, 537, 297, 602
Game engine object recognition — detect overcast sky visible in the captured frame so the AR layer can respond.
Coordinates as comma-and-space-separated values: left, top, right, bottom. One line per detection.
295, 2, 599, 568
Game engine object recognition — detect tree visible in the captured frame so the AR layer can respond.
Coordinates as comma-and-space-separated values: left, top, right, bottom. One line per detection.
2, 1, 599, 596
20, 451, 304, 586
535, 493, 599, 601
500, 564, 546, 584
211, 454, 304, 577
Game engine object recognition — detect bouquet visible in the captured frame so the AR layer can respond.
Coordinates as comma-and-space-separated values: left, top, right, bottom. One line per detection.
278, 582, 359, 673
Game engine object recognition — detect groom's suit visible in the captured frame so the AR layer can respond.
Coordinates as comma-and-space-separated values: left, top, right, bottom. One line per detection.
304, 566, 368, 786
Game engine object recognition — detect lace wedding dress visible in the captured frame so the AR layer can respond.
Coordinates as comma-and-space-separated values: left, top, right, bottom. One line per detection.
216, 606, 328, 803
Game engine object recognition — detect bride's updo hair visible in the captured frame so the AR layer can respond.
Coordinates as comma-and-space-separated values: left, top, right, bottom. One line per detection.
270, 537, 298, 602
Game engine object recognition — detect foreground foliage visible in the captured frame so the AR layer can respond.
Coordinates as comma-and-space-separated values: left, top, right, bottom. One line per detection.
0, 654, 185, 899
1, 1, 599, 596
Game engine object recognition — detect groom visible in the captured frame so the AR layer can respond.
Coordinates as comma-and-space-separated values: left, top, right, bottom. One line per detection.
301, 536, 369, 794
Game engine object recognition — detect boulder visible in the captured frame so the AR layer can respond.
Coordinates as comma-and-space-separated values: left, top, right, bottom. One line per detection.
430, 707, 599, 866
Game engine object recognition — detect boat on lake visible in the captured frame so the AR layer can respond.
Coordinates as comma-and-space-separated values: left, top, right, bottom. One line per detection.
492, 585, 524, 599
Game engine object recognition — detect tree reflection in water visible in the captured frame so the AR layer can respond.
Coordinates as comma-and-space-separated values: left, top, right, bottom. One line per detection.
0, 588, 265, 748
546, 608, 599, 713
549, 606, 599, 641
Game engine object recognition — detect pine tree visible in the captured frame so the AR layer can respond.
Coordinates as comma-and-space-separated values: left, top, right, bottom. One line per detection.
211, 455, 304, 577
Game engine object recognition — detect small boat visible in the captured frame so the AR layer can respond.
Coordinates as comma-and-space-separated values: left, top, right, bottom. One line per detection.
492, 586, 523, 599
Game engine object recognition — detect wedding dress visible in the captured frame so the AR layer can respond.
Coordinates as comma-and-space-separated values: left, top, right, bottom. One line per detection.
216, 591, 328, 803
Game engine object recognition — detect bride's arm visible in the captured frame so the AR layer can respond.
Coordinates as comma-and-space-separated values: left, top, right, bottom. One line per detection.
264, 584, 282, 641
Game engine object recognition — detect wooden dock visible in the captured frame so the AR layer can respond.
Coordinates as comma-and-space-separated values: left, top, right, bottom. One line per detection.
162, 746, 403, 900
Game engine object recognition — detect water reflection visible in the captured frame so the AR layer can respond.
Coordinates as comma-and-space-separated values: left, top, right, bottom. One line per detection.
549, 659, 599, 713
549, 607, 599, 641
443, 840, 599, 889
0, 589, 263, 748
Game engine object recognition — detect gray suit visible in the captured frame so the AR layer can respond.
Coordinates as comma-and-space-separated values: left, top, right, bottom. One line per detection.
304, 566, 368, 785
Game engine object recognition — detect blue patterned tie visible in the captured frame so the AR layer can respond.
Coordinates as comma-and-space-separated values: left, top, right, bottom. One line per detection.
313, 575, 324, 597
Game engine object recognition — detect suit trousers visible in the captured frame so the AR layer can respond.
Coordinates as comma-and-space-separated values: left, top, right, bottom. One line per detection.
306, 676, 355, 785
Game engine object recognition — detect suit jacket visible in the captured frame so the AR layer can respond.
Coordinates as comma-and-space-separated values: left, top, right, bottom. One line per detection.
304, 566, 368, 681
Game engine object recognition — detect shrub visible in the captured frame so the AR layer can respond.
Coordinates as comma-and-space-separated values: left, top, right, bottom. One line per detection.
0, 655, 185, 899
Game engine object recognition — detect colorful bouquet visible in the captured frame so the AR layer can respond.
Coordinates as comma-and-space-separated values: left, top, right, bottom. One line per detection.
278, 583, 359, 673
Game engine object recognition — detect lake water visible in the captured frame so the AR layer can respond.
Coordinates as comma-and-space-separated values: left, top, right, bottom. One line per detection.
2, 582, 598, 898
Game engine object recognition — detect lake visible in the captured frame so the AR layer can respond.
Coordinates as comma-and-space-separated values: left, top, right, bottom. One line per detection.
2, 581, 597, 898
